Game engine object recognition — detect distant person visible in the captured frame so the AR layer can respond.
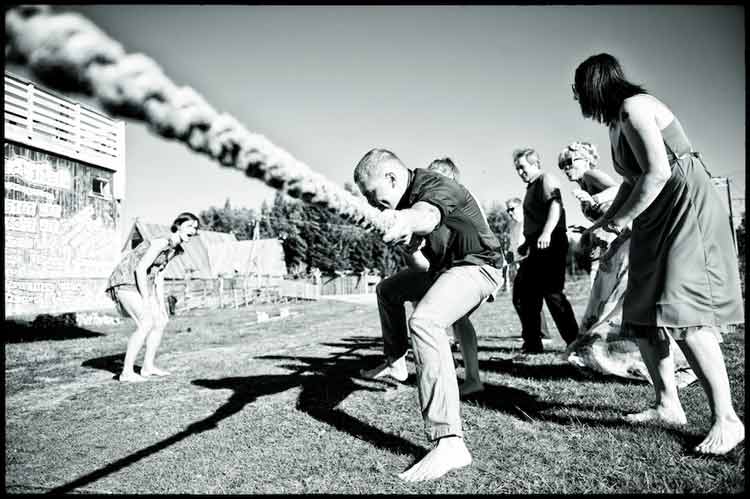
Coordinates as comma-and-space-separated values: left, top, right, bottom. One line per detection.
105, 212, 200, 382
425, 157, 488, 396
513, 148, 578, 353
557, 141, 694, 384
572, 53, 744, 455
354, 148, 504, 481
505, 197, 550, 339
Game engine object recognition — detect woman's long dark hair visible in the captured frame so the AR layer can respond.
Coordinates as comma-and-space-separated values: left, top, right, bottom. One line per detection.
574, 53, 647, 127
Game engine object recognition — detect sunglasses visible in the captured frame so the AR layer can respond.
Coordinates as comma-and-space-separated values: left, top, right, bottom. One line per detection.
559, 158, 574, 170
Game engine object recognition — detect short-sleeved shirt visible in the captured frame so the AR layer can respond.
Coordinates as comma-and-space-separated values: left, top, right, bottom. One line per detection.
522, 171, 567, 242
396, 168, 504, 272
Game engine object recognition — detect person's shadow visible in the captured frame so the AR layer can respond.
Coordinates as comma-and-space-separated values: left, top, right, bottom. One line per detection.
245, 335, 425, 457
49, 335, 424, 494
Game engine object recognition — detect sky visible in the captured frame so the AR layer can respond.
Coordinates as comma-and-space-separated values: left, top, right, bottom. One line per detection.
8, 5, 745, 233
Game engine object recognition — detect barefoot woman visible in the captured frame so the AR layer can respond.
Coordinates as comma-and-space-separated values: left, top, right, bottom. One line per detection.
106, 212, 199, 382
572, 53, 744, 455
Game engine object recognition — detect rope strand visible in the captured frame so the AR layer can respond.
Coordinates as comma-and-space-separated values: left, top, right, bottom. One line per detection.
5, 5, 391, 233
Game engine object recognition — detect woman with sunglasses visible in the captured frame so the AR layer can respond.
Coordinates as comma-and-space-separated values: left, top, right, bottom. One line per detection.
105, 212, 200, 382
558, 141, 694, 386
572, 53, 743, 455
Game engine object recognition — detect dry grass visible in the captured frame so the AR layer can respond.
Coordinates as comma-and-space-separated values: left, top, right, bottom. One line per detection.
4, 277, 745, 493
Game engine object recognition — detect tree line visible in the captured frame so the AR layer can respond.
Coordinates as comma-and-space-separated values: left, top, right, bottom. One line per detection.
198, 184, 514, 278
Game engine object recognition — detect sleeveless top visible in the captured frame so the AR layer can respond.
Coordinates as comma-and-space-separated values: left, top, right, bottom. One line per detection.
611, 116, 695, 180
106, 239, 181, 291
611, 110, 743, 328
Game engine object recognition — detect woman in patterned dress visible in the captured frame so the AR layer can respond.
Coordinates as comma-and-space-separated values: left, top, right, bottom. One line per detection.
558, 141, 694, 386
106, 212, 199, 382
572, 53, 744, 455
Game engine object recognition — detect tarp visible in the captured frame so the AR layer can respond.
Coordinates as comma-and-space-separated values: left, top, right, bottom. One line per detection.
208, 239, 287, 277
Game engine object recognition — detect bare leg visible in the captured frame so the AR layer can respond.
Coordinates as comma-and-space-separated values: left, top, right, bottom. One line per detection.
453, 317, 483, 397
142, 293, 171, 377
540, 306, 550, 339
398, 436, 472, 482
141, 328, 171, 377
676, 328, 744, 455
624, 335, 686, 425
116, 288, 152, 382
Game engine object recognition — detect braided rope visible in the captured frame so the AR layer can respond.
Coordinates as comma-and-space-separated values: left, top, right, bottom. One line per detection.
5, 5, 393, 233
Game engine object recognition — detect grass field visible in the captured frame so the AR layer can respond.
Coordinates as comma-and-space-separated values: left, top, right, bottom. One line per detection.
4, 277, 745, 493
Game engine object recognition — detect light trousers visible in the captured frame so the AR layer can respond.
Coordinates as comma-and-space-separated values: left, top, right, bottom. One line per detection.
376, 264, 503, 440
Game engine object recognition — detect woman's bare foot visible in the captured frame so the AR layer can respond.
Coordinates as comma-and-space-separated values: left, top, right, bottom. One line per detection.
119, 371, 148, 382
623, 405, 687, 425
695, 416, 744, 455
398, 436, 472, 482
141, 366, 171, 377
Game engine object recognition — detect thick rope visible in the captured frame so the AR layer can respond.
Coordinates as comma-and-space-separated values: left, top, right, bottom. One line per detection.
5, 5, 393, 233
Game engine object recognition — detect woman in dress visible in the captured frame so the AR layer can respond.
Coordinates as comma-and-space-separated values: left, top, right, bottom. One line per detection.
106, 212, 200, 382
572, 53, 744, 455
558, 141, 694, 386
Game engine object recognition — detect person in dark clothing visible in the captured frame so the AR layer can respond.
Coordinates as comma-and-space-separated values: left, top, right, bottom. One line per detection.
513, 147, 578, 353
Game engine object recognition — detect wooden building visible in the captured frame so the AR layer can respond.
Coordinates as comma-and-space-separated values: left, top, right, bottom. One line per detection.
4, 72, 126, 317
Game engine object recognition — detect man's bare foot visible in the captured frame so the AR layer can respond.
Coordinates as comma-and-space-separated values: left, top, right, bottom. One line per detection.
398, 436, 472, 482
141, 366, 171, 377
360, 356, 408, 382
459, 380, 484, 398
695, 417, 744, 455
119, 371, 148, 382
623, 405, 687, 425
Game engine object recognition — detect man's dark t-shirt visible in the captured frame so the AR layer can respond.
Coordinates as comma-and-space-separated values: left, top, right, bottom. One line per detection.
522, 171, 567, 243
396, 168, 504, 273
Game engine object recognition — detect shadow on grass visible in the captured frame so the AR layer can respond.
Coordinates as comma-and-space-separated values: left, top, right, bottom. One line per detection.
464, 382, 688, 436
477, 345, 523, 355
48, 335, 424, 494
81, 353, 130, 378
3, 319, 104, 343
255, 335, 426, 458
477, 356, 644, 386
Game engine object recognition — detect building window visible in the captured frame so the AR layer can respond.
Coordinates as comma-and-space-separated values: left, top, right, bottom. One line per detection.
92, 177, 110, 198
